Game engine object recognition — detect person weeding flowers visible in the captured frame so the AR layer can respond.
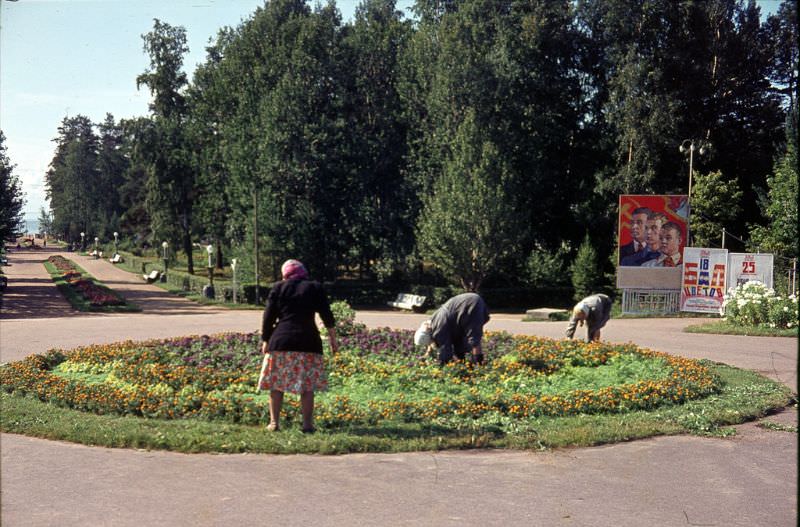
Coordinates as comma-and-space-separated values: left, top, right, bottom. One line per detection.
414, 292, 490, 365
565, 293, 612, 342
259, 259, 338, 433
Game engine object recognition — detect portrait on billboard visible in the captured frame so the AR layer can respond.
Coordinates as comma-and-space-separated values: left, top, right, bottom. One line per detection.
618, 195, 689, 267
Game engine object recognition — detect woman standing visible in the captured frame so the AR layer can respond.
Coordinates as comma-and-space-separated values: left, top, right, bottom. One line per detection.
260, 259, 338, 433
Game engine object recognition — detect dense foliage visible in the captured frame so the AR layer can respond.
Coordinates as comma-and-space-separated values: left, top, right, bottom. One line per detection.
36, 0, 797, 291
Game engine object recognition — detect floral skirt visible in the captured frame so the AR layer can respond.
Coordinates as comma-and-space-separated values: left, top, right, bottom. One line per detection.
259, 351, 328, 394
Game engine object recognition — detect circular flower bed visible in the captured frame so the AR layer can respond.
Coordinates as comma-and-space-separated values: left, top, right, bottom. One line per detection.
0, 327, 720, 432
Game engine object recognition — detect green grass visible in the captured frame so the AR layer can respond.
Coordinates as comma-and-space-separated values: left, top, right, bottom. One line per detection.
44, 259, 141, 313
757, 420, 798, 433
111, 256, 261, 310
1, 362, 791, 454
684, 321, 798, 338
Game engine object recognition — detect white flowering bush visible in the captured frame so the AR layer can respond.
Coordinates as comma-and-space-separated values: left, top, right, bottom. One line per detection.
721, 281, 798, 329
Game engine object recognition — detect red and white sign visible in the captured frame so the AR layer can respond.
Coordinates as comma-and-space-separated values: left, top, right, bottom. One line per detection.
726, 253, 774, 291
680, 248, 728, 313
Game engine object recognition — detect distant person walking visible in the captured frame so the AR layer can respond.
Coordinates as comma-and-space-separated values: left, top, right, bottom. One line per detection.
259, 259, 338, 433
565, 293, 612, 342
414, 292, 490, 365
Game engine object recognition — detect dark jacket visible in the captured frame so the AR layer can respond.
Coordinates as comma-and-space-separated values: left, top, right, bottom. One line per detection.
620, 247, 660, 267
430, 293, 490, 352
261, 279, 335, 354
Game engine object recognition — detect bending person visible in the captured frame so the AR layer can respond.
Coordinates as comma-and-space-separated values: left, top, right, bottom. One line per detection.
414, 292, 490, 365
260, 259, 338, 433
565, 293, 612, 342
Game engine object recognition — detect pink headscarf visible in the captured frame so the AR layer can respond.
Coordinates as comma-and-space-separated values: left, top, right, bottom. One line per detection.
281, 259, 308, 280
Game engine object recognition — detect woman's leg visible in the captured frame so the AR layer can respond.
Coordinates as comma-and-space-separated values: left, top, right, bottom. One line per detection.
268, 390, 284, 430
300, 390, 315, 431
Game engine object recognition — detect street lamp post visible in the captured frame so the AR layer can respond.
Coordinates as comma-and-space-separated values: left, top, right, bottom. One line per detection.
206, 245, 215, 298
94, 237, 99, 258
679, 139, 709, 208
113, 232, 119, 255
80, 232, 85, 252
231, 258, 238, 304
679, 139, 709, 247
162, 241, 169, 282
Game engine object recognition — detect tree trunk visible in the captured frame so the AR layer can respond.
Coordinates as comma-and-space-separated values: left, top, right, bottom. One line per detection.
183, 230, 194, 275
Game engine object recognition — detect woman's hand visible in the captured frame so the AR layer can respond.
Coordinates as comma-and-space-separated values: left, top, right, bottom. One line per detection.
260, 341, 268, 355
327, 327, 338, 355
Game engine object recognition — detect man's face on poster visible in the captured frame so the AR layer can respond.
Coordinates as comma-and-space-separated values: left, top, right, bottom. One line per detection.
660, 226, 681, 256
645, 218, 663, 251
630, 213, 648, 243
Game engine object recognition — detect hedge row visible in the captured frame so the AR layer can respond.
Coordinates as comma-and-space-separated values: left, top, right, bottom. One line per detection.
116, 251, 574, 309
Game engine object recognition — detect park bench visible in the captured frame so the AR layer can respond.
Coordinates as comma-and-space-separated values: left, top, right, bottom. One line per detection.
387, 293, 427, 312
109, 254, 123, 264
142, 270, 161, 283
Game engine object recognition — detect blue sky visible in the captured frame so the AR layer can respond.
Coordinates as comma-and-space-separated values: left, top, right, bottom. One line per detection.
0, 0, 415, 221
0, 0, 781, 221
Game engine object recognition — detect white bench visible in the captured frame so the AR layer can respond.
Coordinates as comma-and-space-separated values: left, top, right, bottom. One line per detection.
387, 293, 427, 312
109, 254, 123, 264
142, 270, 161, 283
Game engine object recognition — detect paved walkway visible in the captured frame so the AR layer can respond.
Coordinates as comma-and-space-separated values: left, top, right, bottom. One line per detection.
0, 244, 797, 526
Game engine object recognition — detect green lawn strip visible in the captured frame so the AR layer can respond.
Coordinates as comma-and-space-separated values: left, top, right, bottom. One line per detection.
43, 259, 140, 313
757, 420, 798, 433
684, 321, 798, 338
111, 257, 259, 310
1, 362, 791, 454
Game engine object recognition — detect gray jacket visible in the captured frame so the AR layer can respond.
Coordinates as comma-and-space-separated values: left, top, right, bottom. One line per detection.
565, 294, 612, 341
430, 293, 490, 350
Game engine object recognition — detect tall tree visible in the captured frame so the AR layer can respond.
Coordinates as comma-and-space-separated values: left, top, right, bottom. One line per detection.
340, 0, 413, 274
45, 115, 100, 241
580, 0, 785, 241
256, 1, 351, 280
0, 131, 25, 242
186, 30, 236, 270
748, 117, 798, 258
689, 169, 743, 247
95, 114, 128, 238
117, 117, 154, 243
403, 0, 586, 278
136, 19, 195, 272
37, 207, 53, 237
416, 111, 521, 291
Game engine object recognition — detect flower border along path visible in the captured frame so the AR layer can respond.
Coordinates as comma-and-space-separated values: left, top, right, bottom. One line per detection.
44, 255, 140, 312
0, 327, 791, 454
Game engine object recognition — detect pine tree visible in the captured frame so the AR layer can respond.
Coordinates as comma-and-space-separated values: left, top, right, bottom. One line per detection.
570, 234, 601, 301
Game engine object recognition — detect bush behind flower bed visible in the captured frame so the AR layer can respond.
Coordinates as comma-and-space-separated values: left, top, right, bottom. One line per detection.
722, 281, 798, 329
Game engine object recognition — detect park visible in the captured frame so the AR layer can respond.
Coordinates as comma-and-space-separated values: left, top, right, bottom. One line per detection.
1, 1, 798, 526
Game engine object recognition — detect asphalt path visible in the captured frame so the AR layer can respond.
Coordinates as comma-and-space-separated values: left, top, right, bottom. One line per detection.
0, 244, 797, 526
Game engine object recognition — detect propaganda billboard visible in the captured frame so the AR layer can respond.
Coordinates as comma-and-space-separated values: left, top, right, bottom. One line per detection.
617, 194, 689, 289
680, 247, 728, 313
726, 253, 774, 291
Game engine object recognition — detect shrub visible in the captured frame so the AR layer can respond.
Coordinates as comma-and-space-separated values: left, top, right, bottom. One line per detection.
721, 281, 798, 329
570, 234, 602, 301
